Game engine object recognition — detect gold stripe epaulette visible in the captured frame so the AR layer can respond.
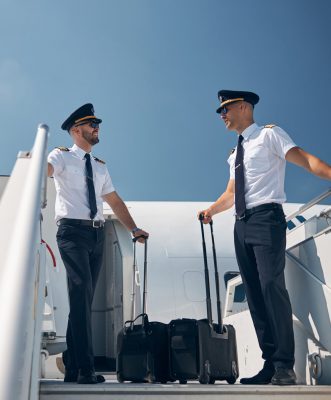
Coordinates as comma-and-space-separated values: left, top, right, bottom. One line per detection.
93, 156, 105, 164
56, 147, 70, 151
264, 124, 276, 128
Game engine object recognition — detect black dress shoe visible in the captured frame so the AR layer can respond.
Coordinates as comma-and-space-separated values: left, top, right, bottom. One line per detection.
95, 374, 106, 383
271, 367, 296, 385
77, 369, 105, 384
64, 369, 78, 382
240, 367, 275, 385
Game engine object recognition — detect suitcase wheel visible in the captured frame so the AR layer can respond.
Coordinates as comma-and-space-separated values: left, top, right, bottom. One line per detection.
226, 360, 238, 384
117, 372, 124, 383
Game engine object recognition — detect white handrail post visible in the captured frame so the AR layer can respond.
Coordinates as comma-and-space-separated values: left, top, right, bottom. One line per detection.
0, 124, 49, 400
224, 275, 243, 318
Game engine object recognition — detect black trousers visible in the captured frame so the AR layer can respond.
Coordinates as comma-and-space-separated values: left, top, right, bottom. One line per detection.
57, 222, 105, 371
234, 206, 294, 368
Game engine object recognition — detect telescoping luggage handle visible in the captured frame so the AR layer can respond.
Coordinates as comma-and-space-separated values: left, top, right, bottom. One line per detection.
126, 235, 148, 329
199, 214, 223, 333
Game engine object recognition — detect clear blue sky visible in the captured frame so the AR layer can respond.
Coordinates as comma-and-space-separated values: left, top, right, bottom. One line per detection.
1, 0, 330, 202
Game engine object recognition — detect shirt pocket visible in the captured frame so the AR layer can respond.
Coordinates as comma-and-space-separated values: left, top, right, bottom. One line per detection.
245, 145, 269, 174
66, 165, 85, 189
94, 170, 106, 196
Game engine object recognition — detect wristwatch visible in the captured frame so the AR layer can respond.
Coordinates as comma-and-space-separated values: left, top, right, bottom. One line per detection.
131, 227, 141, 235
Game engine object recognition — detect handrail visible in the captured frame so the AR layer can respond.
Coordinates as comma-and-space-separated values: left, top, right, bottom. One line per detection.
223, 275, 243, 318
285, 188, 331, 222
0, 124, 49, 400
224, 188, 331, 319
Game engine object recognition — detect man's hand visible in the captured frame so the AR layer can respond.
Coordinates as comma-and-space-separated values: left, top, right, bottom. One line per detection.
132, 228, 149, 243
197, 210, 212, 224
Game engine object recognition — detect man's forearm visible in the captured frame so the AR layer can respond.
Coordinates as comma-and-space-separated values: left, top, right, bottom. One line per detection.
208, 191, 234, 216
307, 155, 331, 180
111, 199, 137, 231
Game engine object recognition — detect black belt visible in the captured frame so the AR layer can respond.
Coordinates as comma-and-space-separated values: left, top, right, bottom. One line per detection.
58, 218, 105, 228
235, 203, 282, 220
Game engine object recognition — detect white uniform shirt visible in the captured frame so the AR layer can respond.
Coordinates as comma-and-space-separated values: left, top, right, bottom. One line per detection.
227, 123, 296, 209
48, 144, 115, 222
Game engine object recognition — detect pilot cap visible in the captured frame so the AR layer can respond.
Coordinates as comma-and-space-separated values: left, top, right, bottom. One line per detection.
216, 90, 259, 113
61, 103, 102, 131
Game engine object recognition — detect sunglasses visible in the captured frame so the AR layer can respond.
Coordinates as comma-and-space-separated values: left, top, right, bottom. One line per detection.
75, 120, 100, 129
220, 106, 229, 115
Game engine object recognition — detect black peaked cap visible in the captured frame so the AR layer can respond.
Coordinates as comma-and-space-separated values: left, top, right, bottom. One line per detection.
61, 103, 102, 131
216, 90, 259, 113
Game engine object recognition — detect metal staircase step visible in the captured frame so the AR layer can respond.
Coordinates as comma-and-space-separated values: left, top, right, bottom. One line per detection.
40, 379, 331, 400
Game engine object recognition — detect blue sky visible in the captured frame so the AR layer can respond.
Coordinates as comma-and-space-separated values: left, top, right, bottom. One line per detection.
1, 0, 330, 202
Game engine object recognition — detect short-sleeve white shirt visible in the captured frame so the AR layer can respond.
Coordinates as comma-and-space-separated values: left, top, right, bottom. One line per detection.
48, 144, 115, 222
227, 123, 296, 208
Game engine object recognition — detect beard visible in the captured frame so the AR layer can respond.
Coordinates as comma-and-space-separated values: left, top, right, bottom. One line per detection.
82, 130, 100, 145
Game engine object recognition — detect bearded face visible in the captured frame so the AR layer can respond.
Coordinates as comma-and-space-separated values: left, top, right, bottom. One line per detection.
82, 128, 100, 145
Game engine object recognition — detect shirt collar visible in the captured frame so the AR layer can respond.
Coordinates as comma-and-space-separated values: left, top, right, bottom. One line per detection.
71, 144, 92, 160
241, 122, 258, 141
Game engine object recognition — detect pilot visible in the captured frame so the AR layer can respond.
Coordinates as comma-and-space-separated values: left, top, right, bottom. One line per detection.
199, 90, 331, 385
48, 103, 148, 384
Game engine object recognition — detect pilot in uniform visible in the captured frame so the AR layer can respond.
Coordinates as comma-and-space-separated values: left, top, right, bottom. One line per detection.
199, 90, 331, 385
48, 103, 148, 384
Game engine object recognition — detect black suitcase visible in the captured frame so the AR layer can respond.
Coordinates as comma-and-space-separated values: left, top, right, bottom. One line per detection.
116, 236, 170, 383
169, 216, 239, 384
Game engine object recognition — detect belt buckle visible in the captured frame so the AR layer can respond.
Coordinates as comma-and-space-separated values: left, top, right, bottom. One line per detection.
92, 220, 102, 228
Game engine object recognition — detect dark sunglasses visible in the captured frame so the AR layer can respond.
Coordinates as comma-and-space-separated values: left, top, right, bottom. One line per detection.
220, 106, 229, 115
75, 120, 100, 129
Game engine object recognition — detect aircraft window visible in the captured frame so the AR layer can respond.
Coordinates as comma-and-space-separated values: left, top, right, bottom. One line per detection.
295, 215, 306, 223
287, 220, 296, 230
224, 271, 246, 303
287, 215, 306, 230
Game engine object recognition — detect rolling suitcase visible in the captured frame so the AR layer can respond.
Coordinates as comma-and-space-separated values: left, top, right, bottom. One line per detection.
169, 216, 239, 384
116, 236, 170, 383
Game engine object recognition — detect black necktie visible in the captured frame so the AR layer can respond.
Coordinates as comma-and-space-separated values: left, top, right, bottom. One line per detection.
84, 153, 97, 219
235, 135, 246, 218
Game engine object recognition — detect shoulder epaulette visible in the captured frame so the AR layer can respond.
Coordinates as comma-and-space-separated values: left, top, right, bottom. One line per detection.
56, 146, 70, 151
264, 124, 276, 129
93, 156, 106, 164
229, 148, 235, 156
